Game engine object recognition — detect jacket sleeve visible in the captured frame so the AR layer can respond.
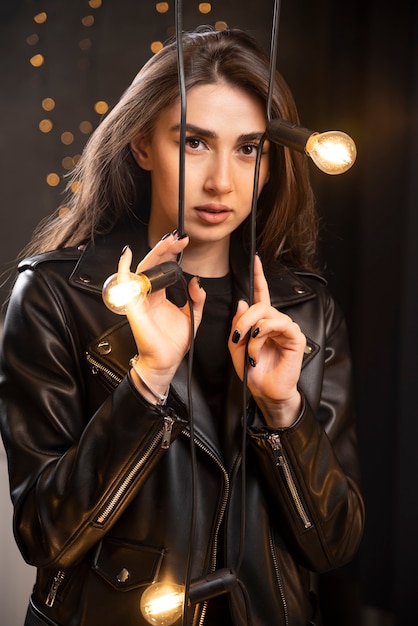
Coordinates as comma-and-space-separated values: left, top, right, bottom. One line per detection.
0, 266, 186, 570
248, 284, 365, 573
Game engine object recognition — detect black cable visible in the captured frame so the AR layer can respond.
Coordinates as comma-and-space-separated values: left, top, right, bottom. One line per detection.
175, 0, 186, 240
234, 0, 282, 582
266, 0, 282, 122
173, 3, 198, 624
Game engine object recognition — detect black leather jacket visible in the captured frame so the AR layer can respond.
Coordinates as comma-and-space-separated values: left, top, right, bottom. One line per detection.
0, 224, 364, 626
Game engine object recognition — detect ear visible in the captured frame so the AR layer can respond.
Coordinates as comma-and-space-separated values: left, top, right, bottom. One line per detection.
130, 136, 153, 171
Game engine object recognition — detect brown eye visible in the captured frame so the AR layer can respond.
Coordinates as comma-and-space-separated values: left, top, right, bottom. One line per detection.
240, 143, 258, 157
186, 137, 203, 150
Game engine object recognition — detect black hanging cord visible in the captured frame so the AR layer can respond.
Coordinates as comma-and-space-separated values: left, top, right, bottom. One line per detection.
266, 0, 282, 122
175, 0, 186, 239
235, 0, 282, 576
174, 3, 198, 625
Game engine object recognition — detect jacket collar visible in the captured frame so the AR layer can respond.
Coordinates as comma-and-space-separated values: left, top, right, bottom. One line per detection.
69, 222, 150, 295
70, 222, 323, 309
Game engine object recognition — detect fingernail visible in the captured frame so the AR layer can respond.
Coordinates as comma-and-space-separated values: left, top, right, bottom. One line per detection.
252, 327, 260, 338
161, 232, 171, 240
121, 245, 130, 255
171, 228, 179, 236
249, 356, 256, 367
195, 276, 202, 288
232, 329, 241, 344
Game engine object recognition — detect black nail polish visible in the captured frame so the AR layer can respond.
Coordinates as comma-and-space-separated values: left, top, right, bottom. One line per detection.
178, 232, 189, 240
171, 228, 179, 236
121, 245, 130, 254
252, 327, 260, 338
161, 232, 171, 240
249, 356, 256, 367
232, 329, 241, 344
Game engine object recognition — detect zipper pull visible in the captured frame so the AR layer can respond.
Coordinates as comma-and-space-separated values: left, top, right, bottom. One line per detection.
45, 570, 66, 607
161, 416, 174, 449
267, 433, 285, 466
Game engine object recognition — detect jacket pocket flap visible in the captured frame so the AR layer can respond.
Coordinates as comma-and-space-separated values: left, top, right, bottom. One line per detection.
92, 538, 165, 591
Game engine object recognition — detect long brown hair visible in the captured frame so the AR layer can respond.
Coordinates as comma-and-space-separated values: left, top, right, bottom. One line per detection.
23, 28, 318, 271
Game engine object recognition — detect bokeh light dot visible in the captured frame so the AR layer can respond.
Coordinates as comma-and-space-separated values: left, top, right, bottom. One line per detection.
150, 41, 163, 54
79, 38, 92, 51
61, 132, 74, 145
79, 120, 93, 134
42, 97, 55, 111
34, 12, 47, 24
30, 54, 44, 67
156, 2, 169, 13
94, 101, 109, 115
58, 207, 71, 219
26, 34, 39, 45
89, 0, 102, 7
198, 3, 211, 13
62, 157, 74, 170
81, 15, 95, 27
39, 119, 53, 133
46, 173, 60, 187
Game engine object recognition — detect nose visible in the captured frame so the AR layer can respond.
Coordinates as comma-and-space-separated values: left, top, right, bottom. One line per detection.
203, 152, 234, 195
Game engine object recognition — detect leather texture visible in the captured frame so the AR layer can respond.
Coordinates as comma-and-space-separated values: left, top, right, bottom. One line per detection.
0, 222, 364, 625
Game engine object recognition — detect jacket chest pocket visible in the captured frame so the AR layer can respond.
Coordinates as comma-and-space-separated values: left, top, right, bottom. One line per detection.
92, 537, 165, 591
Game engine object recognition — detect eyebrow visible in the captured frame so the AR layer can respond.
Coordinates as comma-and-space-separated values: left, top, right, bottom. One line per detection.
170, 123, 266, 143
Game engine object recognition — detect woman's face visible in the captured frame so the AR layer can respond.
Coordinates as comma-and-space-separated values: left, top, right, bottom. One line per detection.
131, 81, 270, 252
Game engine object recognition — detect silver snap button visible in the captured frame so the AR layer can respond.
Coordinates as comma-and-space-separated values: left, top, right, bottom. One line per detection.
97, 340, 112, 355
116, 568, 130, 584
293, 285, 306, 294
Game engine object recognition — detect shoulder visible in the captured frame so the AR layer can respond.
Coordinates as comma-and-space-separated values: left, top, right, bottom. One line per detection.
266, 265, 328, 309
18, 247, 83, 273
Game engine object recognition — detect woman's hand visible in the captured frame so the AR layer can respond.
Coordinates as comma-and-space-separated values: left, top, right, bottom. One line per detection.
118, 232, 206, 402
228, 255, 306, 428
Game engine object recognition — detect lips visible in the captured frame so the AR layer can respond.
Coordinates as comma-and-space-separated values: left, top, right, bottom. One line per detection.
195, 204, 232, 224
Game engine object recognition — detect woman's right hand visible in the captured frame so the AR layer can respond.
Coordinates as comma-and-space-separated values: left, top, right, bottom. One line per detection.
118, 232, 206, 402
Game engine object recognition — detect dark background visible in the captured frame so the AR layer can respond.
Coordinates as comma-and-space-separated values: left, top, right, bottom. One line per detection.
0, 1, 417, 624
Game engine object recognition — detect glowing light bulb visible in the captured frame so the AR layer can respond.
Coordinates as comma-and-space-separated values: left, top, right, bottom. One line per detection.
102, 272, 150, 315
305, 131, 356, 175
140, 582, 184, 626
266, 118, 357, 175
102, 261, 183, 315
139, 569, 237, 625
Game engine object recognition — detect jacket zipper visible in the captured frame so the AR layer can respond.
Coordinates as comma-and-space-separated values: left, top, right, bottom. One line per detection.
95, 415, 175, 525
45, 569, 66, 607
267, 433, 312, 530
269, 530, 289, 626
86, 352, 123, 387
181, 431, 230, 626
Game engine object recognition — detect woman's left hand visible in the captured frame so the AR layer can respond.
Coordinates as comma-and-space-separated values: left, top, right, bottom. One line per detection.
228, 254, 306, 428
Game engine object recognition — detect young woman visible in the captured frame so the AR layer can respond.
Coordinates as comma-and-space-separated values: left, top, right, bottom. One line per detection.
0, 28, 364, 626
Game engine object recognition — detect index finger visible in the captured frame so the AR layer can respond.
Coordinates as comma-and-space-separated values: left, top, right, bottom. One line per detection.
253, 254, 271, 305
136, 232, 189, 273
